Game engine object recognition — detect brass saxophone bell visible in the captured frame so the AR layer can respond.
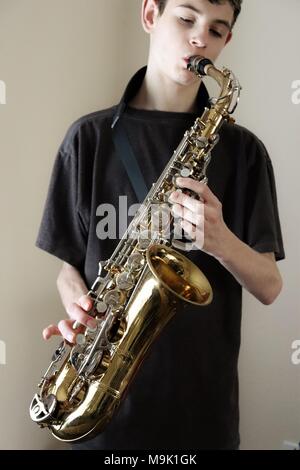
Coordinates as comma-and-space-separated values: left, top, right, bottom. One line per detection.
147, 244, 213, 306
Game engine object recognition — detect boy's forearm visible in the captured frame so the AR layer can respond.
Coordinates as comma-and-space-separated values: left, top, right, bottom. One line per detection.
56, 262, 88, 310
217, 228, 282, 305
55, 238, 282, 311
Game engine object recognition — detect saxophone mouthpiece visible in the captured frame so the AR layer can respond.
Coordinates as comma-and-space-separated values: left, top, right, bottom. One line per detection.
187, 56, 214, 77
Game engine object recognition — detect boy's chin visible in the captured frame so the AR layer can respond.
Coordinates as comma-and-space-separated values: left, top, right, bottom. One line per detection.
175, 69, 199, 86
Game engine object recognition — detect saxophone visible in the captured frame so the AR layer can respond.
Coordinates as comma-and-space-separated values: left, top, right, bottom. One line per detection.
30, 57, 241, 442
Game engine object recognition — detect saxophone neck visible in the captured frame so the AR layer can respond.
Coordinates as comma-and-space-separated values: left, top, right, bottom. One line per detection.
188, 55, 242, 118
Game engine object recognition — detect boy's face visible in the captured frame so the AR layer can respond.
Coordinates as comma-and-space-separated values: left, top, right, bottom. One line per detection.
143, 0, 234, 86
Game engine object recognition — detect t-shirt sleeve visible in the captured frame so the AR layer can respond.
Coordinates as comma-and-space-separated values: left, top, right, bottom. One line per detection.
244, 136, 285, 261
36, 127, 88, 273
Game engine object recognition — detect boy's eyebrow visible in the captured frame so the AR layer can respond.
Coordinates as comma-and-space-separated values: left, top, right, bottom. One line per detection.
177, 3, 232, 31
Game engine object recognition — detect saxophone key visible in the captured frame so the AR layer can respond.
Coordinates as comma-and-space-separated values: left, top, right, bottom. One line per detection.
172, 173, 187, 186
75, 334, 86, 346
86, 321, 98, 333
180, 166, 193, 178
90, 276, 105, 294
195, 136, 209, 148
127, 252, 145, 272
116, 271, 135, 291
96, 300, 108, 314
209, 134, 220, 146
103, 289, 123, 308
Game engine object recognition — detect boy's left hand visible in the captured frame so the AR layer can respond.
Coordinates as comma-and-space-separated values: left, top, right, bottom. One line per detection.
169, 177, 231, 258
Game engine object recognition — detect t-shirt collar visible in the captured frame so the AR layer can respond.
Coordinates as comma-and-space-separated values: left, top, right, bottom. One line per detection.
112, 66, 209, 128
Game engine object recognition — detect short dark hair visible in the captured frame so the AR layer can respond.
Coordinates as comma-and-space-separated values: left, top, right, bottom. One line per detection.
156, 0, 242, 29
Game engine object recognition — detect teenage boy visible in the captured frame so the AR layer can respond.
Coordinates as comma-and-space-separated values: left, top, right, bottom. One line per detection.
38, 0, 284, 449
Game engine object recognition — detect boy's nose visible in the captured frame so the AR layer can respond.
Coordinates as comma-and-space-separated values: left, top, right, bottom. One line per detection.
189, 29, 208, 49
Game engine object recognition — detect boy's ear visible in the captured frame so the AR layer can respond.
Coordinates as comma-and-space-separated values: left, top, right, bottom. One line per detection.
141, 0, 160, 33
225, 31, 233, 45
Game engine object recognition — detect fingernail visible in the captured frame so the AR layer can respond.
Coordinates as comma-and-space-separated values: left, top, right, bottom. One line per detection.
67, 334, 74, 343
176, 177, 184, 184
83, 301, 91, 310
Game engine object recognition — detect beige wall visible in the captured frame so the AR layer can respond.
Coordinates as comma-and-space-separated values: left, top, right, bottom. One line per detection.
0, 0, 299, 450
220, 0, 300, 450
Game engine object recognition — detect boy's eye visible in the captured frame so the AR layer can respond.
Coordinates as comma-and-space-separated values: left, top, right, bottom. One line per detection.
179, 17, 223, 38
180, 17, 194, 25
210, 29, 223, 38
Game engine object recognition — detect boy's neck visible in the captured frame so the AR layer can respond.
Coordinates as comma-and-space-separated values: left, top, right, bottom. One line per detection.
129, 66, 201, 114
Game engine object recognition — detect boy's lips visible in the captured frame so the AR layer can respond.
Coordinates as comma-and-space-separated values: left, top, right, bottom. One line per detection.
183, 55, 200, 66
183, 56, 196, 71
183, 57, 193, 68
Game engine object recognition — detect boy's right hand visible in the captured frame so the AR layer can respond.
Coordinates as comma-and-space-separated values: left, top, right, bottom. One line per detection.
42, 295, 97, 344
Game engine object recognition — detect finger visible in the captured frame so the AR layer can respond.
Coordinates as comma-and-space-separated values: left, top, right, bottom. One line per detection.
78, 294, 94, 312
172, 203, 204, 228
43, 324, 61, 341
181, 219, 196, 239
57, 318, 83, 343
176, 177, 218, 205
181, 220, 204, 249
170, 191, 205, 215
66, 302, 97, 329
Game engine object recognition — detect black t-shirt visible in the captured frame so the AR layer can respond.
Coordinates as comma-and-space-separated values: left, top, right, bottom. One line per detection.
36, 67, 285, 450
